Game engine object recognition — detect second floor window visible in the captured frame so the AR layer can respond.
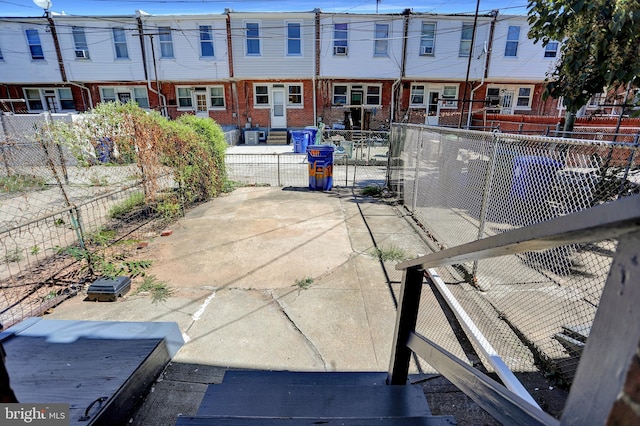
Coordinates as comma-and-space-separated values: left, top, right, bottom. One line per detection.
287, 23, 301, 56
72, 27, 89, 59
25, 29, 44, 60
158, 26, 174, 58
333, 23, 348, 55
420, 22, 435, 56
459, 24, 473, 57
505, 26, 520, 57
374, 23, 389, 57
112, 27, 128, 59
544, 41, 559, 58
199, 25, 214, 57
246, 22, 260, 55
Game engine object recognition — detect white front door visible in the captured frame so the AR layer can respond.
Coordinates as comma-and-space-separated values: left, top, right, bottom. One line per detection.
194, 90, 208, 117
271, 89, 287, 128
501, 91, 514, 114
426, 90, 441, 126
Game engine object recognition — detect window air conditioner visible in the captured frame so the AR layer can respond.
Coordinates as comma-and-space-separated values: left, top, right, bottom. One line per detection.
420, 46, 432, 55
333, 46, 348, 56
75, 49, 89, 59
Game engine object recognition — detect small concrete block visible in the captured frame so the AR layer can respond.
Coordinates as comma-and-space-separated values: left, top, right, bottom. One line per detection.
161, 230, 173, 237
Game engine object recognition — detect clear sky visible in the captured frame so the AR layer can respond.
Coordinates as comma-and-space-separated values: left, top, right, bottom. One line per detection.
1, 0, 529, 17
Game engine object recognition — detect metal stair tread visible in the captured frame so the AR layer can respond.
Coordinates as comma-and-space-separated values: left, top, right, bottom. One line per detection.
222, 370, 389, 386
176, 415, 457, 425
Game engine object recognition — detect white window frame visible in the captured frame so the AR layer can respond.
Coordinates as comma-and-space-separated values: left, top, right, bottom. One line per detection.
23, 88, 75, 112
199, 25, 215, 58
410, 84, 426, 107
366, 85, 382, 106
72, 27, 90, 60
177, 87, 193, 109
254, 84, 270, 107
158, 26, 174, 59
420, 22, 436, 56
99, 86, 149, 108
505, 25, 520, 57
441, 85, 459, 109
587, 92, 607, 109
288, 84, 303, 107
459, 23, 473, 57
374, 23, 389, 57
25, 29, 44, 60
286, 21, 302, 56
112, 27, 129, 59
544, 41, 558, 58
333, 84, 348, 105
333, 23, 348, 56
245, 21, 261, 56
209, 86, 225, 108
515, 86, 533, 110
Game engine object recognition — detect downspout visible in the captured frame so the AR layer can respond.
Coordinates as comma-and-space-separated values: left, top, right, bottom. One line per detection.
484, 10, 498, 80
466, 40, 487, 129
46, 12, 67, 82
68, 81, 93, 110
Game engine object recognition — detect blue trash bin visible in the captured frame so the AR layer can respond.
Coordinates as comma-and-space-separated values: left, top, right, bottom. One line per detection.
307, 145, 334, 191
291, 130, 310, 154
303, 127, 319, 145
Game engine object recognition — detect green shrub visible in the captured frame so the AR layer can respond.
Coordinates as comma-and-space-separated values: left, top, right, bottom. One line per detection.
108, 192, 145, 219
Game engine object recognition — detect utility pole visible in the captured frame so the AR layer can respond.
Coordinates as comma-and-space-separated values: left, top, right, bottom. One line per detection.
458, 0, 480, 129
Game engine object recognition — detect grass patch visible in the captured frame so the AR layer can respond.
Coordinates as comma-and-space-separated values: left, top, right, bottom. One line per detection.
0, 174, 47, 193
88, 228, 117, 246
133, 275, 174, 304
157, 198, 182, 219
108, 192, 145, 219
370, 245, 409, 262
4, 247, 24, 264
361, 185, 383, 197
294, 277, 314, 290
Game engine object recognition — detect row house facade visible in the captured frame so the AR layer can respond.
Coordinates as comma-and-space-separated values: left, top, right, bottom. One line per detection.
0, 9, 561, 133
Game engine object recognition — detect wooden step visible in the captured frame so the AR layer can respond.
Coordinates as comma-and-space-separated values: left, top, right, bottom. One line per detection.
196, 383, 432, 418
176, 416, 457, 425
222, 370, 388, 386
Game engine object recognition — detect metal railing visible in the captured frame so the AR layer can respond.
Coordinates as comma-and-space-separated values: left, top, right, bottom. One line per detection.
388, 194, 640, 425
388, 123, 639, 387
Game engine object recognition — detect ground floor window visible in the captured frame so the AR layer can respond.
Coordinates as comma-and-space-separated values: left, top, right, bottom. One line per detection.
252, 83, 304, 107
100, 86, 149, 108
22, 87, 77, 112
332, 83, 382, 106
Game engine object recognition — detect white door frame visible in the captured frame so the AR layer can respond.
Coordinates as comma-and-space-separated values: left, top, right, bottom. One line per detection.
426, 90, 441, 126
271, 88, 287, 128
193, 90, 209, 118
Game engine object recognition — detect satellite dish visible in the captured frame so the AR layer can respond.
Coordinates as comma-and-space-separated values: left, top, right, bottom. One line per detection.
33, 0, 52, 10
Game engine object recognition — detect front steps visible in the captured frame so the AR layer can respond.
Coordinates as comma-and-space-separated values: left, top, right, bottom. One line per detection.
176, 370, 456, 425
267, 130, 288, 145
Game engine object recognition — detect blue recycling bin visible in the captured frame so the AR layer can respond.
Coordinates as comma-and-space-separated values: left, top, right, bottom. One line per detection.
291, 130, 310, 154
303, 127, 319, 145
307, 145, 334, 191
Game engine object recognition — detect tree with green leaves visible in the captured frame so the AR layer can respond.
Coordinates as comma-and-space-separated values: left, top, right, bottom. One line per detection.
527, 0, 640, 131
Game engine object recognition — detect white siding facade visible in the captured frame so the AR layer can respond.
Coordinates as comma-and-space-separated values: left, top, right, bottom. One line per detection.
229, 12, 315, 78
319, 14, 404, 79
404, 15, 492, 81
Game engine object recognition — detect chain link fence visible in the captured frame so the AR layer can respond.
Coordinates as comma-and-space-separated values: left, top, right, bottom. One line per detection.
226, 129, 390, 189
1, 112, 234, 329
388, 123, 639, 385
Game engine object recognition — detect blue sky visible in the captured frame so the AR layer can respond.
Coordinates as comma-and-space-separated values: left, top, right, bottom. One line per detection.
1, 0, 529, 17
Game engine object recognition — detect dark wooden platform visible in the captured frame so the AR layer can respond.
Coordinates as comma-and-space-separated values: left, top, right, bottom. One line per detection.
179, 370, 457, 425
2, 318, 183, 426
